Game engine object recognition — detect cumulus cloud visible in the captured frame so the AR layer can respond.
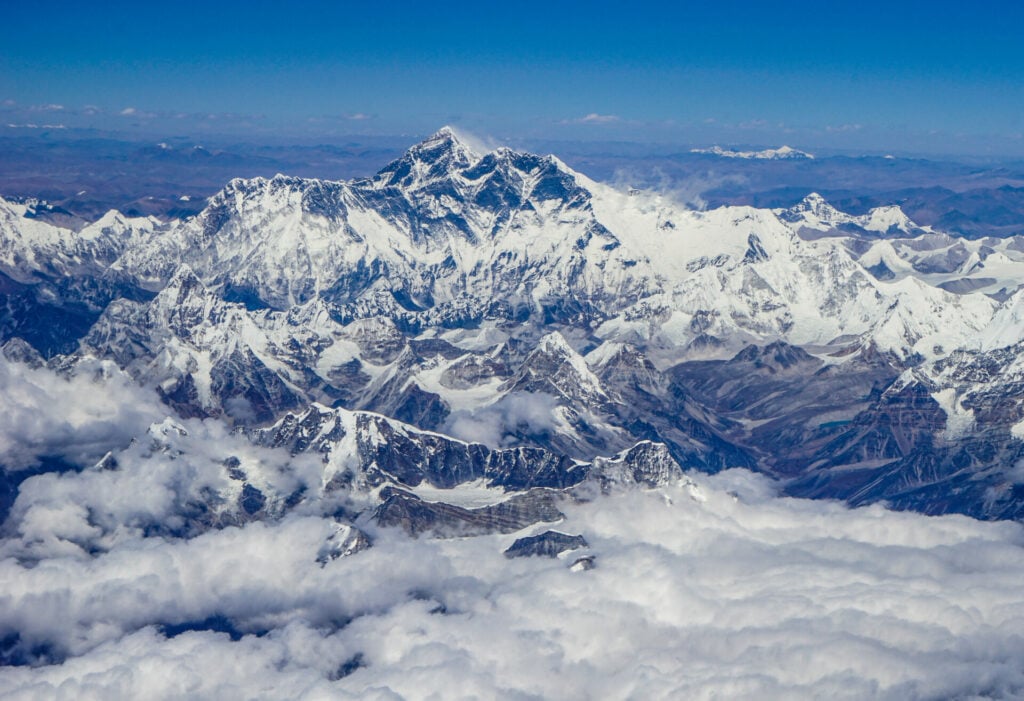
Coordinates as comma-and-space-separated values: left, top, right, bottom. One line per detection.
2, 413, 328, 562
2, 468, 1024, 698
559, 113, 622, 126
0, 625, 368, 701
444, 392, 562, 448
0, 357, 165, 471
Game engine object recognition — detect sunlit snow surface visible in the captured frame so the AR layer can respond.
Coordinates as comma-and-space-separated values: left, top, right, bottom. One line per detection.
3, 468, 1024, 699
8, 131, 1024, 699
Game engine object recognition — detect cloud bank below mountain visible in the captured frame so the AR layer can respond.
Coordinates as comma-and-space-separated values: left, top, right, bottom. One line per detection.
0, 357, 164, 471
2, 465, 1024, 700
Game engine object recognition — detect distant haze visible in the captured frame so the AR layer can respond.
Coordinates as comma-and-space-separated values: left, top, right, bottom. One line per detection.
2, 130, 1022, 241
2, 0, 1023, 156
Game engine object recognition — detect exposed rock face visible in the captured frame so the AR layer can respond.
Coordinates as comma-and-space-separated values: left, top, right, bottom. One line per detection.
1, 337, 44, 367
5, 129, 1024, 522
777, 337, 1024, 520
504, 531, 589, 559
80, 267, 306, 422
669, 341, 900, 475
316, 524, 372, 565
374, 487, 565, 538
588, 441, 683, 490
570, 555, 597, 571
247, 403, 593, 491
242, 403, 688, 537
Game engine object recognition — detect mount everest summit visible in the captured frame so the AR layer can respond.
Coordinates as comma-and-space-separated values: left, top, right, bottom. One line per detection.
3, 125, 1024, 531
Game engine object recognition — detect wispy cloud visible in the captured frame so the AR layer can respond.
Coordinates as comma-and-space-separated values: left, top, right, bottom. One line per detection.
610, 165, 746, 211
561, 113, 622, 125
307, 113, 377, 125
4, 123, 66, 129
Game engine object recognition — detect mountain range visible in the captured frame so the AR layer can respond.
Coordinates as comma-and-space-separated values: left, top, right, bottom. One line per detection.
4, 125, 1024, 535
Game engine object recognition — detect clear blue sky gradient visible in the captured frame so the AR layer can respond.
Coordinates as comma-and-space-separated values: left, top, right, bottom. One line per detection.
2, 0, 1023, 154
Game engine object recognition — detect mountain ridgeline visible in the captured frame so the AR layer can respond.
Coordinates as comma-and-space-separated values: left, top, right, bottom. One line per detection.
5, 126, 1024, 526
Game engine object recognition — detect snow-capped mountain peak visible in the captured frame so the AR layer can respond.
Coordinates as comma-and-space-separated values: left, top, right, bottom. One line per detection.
4, 126, 1024, 530
779, 192, 924, 237
0, 195, 157, 277
691, 145, 815, 160
783, 192, 845, 223
372, 126, 482, 190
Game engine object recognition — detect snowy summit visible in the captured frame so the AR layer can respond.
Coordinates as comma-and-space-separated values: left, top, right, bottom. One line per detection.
691, 144, 815, 160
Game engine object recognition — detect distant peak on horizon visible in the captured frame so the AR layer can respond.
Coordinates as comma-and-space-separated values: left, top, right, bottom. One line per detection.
691, 145, 815, 160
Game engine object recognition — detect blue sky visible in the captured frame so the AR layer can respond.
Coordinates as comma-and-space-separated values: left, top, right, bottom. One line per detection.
2, 0, 1023, 155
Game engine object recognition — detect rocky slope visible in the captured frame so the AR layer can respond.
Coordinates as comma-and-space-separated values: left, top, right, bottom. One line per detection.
3, 127, 1024, 523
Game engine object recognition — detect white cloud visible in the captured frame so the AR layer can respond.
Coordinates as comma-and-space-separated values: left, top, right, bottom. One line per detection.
3, 123, 67, 130
0, 356, 164, 471
116, 106, 157, 119
560, 113, 622, 125
579, 113, 620, 124
827, 123, 864, 133
444, 392, 562, 447
610, 165, 747, 211
3, 413, 326, 562
2, 469, 1024, 698
437, 125, 504, 155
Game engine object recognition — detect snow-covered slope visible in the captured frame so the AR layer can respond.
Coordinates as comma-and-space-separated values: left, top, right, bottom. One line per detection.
691, 145, 815, 160
0, 196, 157, 278
100, 129, 1002, 366
779, 192, 928, 237
6, 126, 1024, 520
114, 128, 648, 324
778, 194, 1024, 299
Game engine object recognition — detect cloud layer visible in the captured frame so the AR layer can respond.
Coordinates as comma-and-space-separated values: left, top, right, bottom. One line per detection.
444, 392, 563, 448
0, 357, 164, 471
3, 467, 1024, 699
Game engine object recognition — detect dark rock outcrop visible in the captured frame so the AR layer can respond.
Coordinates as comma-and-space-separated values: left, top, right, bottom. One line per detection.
504, 531, 589, 559
374, 486, 564, 538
